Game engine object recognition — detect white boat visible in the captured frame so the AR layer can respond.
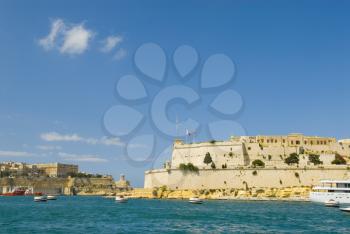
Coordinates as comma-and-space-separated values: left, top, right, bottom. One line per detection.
34, 195, 47, 202
324, 199, 339, 207
310, 180, 350, 204
189, 197, 203, 204
47, 195, 57, 200
115, 195, 128, 203
339, 207, 350, 212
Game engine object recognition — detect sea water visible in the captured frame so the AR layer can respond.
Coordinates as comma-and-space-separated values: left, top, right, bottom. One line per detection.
0, 196, 349, 233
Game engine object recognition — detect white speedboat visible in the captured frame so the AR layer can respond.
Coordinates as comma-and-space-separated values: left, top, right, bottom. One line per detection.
47, 195, 57, 200
310, 180, 350, 204
189, 197, 203, 204
34, 195, 47, 202
324, 199, 339, 207
115, 195, 128, 203
339, 207, 350, 212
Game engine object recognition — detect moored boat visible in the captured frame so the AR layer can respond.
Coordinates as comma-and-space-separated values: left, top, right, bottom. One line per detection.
189, 197, 203, 204
34, 195, 47, 202
339, 207, 350, 213
310, 180, 350, 204
47, 195, 57, 200
324, 199, 340, 207
115, 195, 128, 203
3, 188, 26, 196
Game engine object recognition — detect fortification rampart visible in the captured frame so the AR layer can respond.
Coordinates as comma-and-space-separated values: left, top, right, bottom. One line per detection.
144, 167, 350, 190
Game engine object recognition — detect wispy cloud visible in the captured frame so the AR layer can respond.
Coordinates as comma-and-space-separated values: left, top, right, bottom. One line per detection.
38, 18, 94, 55
38, 19, 65, 50
113, 48, 127, 60
101, 35, 123, 53
40, 132, 124, 146
0, 150, 33, 157
58, 152, 108, 162
36, 145, 62, 151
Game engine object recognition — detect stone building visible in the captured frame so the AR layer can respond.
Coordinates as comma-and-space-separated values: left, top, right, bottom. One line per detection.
144, 134, 350, 190
171, 133, 350, 169
115, 174, 130, 190
32, 163, 78, 177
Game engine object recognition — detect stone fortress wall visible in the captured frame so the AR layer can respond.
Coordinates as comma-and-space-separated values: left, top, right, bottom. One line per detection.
0, 176, 116, 195
144, 134, 350, 189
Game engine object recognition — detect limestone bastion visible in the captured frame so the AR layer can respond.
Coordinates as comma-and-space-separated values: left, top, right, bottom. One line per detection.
144, 133, 350, 190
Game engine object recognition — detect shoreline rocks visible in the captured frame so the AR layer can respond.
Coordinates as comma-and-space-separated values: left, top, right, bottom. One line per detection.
114, 186, 311, 201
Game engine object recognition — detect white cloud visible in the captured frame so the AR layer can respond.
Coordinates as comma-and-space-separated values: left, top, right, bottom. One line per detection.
0, 150, 33, 157
38, 19, 65, 50
39, 18, 93, 55
41, 132, 82, 142
101, 35, 123, 53
58, 152, 108, 162
113, 48, 127, 61
40, 132, 124, 146
36, 145, 62, 151
60, 24, 93, 55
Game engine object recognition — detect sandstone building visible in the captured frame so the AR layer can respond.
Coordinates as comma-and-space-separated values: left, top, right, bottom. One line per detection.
144, 134, 350, 189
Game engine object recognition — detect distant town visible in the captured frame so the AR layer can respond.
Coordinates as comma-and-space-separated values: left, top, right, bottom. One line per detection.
1, 161, 105, 178
0, 161, 131, 196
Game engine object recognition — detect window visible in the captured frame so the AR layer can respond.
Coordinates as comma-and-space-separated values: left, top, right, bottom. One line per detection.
291, 141, 294, 144
304, 140, 307, 144
267, 140, 269, 143
296, 140, 300, 145
283, 139, 285, 143
275, 140, 277, 143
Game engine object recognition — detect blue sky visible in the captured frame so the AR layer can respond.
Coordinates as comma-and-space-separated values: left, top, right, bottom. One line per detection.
0, 0, 349, 186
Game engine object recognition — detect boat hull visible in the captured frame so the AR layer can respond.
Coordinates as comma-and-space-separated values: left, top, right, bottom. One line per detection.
34, 196, 47, 202
340, 207, 350, 212
310, 192, 350, 204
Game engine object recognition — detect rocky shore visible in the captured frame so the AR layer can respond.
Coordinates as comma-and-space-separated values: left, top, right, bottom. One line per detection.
115, 186, 311, 201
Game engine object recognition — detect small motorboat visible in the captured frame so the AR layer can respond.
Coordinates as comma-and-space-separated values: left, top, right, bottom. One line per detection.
34, 195, 47, 202
340, 207, 350, 213
324, 199, 339, 207
47, 195, 57, 200
189, 197, 203, 204
115, 195, 128, 203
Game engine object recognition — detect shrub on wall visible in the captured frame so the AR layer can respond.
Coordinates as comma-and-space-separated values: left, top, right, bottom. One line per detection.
252, 159, 265, 168
211, 162, 216, 169
308, 154, 323, 165
204, 152, 213, 165
209, 140, 216, 144
252, 170, 257, 176
178, 163, 199, 173
285, 153, 299, 165
221, 163, 227, 169
331, 154, 347, 165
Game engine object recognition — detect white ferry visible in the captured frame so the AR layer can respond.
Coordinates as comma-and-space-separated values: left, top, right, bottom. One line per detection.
310, 180, 350, 204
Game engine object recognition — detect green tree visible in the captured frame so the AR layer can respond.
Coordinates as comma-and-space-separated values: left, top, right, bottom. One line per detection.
285, 153, 299, 165
332, 154, 346, 165
252, 159, 265, 168
308, 154, 323, 165
204, 152, 213, 165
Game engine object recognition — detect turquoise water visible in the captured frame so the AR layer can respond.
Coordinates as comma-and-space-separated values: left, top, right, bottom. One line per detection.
0, 196, 349, 233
